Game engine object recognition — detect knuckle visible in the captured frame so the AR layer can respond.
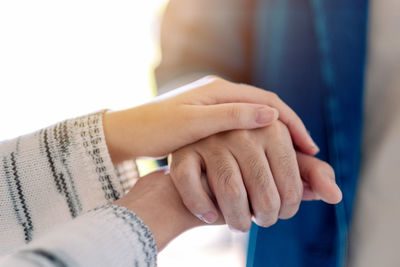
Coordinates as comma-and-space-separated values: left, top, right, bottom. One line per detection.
225, 130, 255, 150
170, 161, 191, 185
221, 178, 244, 200
214, 159, 235, 185
203, 135, 222, 149
281, 186, 303, 207
277, 148, 293, 164
231, 129, 252, 145
248, 157, 268, 186
275, 150, 297, 176
268, 121, 291, 140
218, 178, 244, 201
211, 157, 244, 200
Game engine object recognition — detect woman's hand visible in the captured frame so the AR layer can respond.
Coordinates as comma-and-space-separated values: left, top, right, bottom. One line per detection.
103, 76, 318, 164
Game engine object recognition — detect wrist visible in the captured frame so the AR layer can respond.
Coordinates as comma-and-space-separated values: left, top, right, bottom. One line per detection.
103, 108, 140, 164
123, 199, 199, 251
114, 170, 203, 251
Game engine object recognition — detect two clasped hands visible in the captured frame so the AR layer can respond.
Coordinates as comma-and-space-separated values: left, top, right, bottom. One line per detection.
106, 76, 342, 250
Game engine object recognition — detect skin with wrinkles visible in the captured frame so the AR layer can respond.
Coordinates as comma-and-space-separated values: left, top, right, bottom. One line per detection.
170, 121, 342, 231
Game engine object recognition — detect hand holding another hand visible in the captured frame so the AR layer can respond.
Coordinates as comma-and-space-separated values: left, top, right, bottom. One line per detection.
109, 76, 339, 241
103, 76, 318, 163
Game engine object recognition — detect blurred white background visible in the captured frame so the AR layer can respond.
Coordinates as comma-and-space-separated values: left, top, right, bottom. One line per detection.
0, 1, 247, 266
0, 0, 159, 141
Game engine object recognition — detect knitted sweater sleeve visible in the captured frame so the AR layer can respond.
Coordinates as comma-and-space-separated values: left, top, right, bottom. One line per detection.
0, 205, 157, 267
0, 111, 156, 265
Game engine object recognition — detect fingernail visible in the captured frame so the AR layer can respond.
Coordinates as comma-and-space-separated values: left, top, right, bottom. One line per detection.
256, 107, 278, 125
197, 211, 217, 224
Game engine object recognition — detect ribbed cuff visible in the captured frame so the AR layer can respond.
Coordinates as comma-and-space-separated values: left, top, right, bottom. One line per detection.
13, 205, 157, 267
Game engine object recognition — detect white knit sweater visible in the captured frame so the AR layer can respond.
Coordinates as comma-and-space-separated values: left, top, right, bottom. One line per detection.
0, 111, 157, 266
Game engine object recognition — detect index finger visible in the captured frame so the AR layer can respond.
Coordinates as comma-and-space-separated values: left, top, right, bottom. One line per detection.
199, 77, 319, 155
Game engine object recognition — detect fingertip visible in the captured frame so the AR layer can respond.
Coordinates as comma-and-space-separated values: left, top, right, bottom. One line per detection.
309, 169, 340, 204
310, 144, 320, 155
293, 131, 319, 156
303, 139, 319, 156
332, 184, 343, 204
321, 183, 343, 204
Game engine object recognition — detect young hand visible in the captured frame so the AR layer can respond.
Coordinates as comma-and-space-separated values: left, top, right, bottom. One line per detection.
103, 76, 318, 164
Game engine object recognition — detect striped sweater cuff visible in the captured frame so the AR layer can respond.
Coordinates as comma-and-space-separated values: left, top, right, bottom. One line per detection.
7, 205, 157, 267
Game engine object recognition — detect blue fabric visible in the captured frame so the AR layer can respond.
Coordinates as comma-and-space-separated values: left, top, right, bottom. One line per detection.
247, 0, 369, 266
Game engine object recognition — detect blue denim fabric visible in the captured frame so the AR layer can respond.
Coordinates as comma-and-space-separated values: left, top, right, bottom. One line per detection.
247, 1, 369, 266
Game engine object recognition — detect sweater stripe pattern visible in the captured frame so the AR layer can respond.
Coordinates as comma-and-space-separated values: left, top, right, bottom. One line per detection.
1, 205, 157, 267
0, 111, 157, 266
2, 151, 34, 243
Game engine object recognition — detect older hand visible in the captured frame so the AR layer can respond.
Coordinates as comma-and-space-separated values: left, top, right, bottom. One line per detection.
169, 121, 342, 231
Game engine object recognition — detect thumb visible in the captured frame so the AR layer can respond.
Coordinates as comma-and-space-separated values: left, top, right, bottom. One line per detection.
185, 103, 278, 141
296, 151, 342, 204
